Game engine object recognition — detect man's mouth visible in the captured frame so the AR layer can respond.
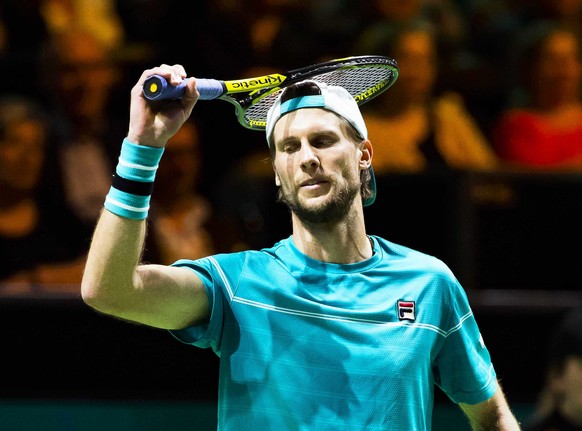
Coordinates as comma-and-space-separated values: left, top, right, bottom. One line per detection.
301, 179, 327, 189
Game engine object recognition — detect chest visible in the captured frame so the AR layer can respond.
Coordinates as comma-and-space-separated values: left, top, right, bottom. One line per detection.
222, 272, 443, 384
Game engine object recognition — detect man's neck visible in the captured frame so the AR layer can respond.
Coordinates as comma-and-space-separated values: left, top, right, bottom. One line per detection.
290, 210, 372, 264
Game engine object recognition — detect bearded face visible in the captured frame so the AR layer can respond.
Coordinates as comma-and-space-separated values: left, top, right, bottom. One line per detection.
271, 109, 367, 225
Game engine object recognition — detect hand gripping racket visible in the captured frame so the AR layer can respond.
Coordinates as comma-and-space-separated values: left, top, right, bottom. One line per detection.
143, 55, 398, 130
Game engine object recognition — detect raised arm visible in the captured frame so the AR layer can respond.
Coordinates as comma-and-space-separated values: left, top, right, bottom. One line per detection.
460, 384, 521, 431
81, 65, 210, 330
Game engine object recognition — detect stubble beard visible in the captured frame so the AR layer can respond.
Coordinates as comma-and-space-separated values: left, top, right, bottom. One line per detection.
277, 180, 359, 224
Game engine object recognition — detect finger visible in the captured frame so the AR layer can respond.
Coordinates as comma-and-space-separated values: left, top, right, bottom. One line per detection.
180, 78, 200, 110
137, 64, 187, 87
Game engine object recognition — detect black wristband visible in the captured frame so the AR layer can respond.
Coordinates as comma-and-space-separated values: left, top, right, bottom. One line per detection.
111, 174, 155, 196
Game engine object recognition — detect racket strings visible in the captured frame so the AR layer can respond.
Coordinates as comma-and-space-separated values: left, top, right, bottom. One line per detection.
243, 64, 397, 130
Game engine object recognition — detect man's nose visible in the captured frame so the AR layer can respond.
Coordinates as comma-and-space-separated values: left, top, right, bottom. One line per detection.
299, 144, 319, 170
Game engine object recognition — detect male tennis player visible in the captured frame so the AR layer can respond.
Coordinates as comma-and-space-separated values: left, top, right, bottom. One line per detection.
82, 64, 521, 430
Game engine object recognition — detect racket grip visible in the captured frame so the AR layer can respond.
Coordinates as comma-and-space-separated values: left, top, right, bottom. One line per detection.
143, 75, 224, 101
196, 78, 225, 100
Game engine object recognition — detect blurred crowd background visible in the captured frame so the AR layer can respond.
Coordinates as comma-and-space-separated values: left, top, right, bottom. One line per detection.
1, 1, 582, 429
2, 0, 582, 292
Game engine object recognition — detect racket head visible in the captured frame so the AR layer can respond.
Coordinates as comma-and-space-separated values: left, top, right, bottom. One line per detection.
222, 56, 398, 131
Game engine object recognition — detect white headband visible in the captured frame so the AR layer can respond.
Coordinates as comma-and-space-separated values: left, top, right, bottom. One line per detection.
265, 80, 368, 146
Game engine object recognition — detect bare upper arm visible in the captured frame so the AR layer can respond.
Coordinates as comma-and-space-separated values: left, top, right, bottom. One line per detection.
87, 263, 210, 330
459, 384, 521, 431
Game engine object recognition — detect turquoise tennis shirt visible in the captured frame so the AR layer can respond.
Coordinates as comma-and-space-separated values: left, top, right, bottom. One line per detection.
171, 236, 497, 430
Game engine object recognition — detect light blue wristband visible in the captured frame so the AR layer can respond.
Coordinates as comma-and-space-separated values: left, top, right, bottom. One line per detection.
116, 138, 164, 182
104, 187, 151, 220
104, 138, 164, 220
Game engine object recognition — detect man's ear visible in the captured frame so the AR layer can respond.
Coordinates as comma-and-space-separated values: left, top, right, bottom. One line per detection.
273, 165, 281, 186
359, 139, 373, 170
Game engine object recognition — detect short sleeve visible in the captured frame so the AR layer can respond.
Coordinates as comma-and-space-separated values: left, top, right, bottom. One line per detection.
433, 281, 498, 404
168, 258, 227, 356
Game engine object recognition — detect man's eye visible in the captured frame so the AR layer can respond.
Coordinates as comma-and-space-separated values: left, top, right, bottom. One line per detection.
283, 143, 299, 152
313, 138, 333, 147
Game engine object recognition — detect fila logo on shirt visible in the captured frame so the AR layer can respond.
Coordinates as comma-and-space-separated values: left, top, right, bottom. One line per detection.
397, 300, 416, 321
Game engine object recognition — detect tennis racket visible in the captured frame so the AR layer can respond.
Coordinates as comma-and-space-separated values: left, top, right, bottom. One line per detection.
143, 55, 398, 130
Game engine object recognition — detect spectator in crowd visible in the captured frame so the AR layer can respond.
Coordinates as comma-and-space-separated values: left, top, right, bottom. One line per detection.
358, 0, 468, 90
462, 0, 582, 140
264, 0, 367, 68
355, 20, 498, 173
38, 27, 127, 232
115, 0, 252, 79
361, 0, 467, 51
0, 96, 87, 293
39, 0, 124, 51
523, 307, 582, 430
493, 21, 582, 169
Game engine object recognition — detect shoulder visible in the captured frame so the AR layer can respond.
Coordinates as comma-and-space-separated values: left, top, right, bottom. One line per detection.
171, 238, 290, 277
372, 236, 472, 331
372, 236, 462, 306
373, 236, 454, 275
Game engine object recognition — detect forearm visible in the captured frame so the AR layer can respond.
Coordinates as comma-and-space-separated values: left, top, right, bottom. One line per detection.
461, 386, 521, 431
81, 208, 147, 313
468, 409, 521, 431
81, 133, 164, 310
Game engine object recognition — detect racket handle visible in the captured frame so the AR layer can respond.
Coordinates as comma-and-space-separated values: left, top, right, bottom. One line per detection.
143, 75, 225, 101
